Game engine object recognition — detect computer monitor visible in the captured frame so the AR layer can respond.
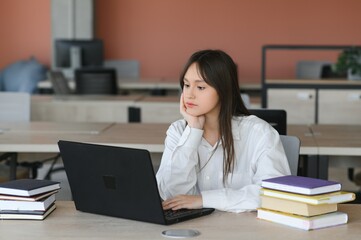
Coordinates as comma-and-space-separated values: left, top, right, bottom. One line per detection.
54, 39, 104, 69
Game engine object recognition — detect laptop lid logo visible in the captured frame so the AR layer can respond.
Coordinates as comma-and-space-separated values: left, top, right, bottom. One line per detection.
102, 175, 117, 190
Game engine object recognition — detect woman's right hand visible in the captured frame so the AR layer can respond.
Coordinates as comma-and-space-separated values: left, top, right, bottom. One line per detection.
180, 93, 205, 129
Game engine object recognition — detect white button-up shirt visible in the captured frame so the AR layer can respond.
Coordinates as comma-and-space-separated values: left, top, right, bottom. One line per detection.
156, 115, 290, 213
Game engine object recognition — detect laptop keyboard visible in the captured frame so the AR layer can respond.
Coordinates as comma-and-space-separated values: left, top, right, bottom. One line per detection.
164, 209, 204, 220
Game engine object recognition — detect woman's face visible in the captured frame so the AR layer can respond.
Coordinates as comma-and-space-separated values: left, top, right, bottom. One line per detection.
182, 63, 220, 117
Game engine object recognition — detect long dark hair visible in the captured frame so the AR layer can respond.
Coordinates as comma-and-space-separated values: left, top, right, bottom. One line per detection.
179, 49, 249, 182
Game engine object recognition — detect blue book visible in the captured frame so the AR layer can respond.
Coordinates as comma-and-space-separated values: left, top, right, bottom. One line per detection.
261, 175, 341, 195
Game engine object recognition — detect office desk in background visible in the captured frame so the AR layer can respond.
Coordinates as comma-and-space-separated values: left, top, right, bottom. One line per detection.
1, 122, 360, 155
309, 124, 361, 179
30, 94, 261, 123
311, 125, 361, 156
31, 95, 143, 123
0, 201, 359, 240
0, 122, 168, 180
30, 95, 182, 123
0, 121, 112, 135
0, 122, 318, 155
0, 122, 168, 153
288, 124, 361, 179
2, 122, 361, 180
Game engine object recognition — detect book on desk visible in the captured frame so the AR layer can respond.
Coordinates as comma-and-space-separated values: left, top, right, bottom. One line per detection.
0, 204, 56, 220
0, 179, 60, 197
260, 188, 355, 205
257, 175, 355, 230
0, 194, 56, 211
0, 179, 60, 220
257, 208, 348, 231
261, 175, 341, 195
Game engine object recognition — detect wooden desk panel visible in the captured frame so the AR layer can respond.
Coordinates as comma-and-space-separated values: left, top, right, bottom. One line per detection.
311, 125, 361, 156
31, 95, 143, 123
0, 201, 359, 240
31, 95, 262, 123
135, 96, 181, 123
0, 121, 112, 134
2, 122, 360, 163
0, 123, 333, 155
89, 123, 168, 152
288, 124, 317, 155
0, 122, 169, 153
0, 122, 115, 153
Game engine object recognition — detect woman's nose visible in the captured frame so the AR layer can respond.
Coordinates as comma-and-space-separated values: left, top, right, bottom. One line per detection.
184, 89, 195, 99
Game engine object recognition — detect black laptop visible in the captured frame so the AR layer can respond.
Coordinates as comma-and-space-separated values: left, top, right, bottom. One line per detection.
58, 140, 214, 225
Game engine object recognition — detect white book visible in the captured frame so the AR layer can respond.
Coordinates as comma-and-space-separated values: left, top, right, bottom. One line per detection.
0, 194, 55, 211
0, 204, 56, 220
257, 208, 348, 231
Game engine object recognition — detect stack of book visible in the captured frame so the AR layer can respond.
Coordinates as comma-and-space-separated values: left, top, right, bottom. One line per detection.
257, 175, 356, 230
0, 179, 61, 220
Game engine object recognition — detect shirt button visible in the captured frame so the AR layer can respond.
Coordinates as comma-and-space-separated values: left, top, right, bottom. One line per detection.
205, 176, 210, 180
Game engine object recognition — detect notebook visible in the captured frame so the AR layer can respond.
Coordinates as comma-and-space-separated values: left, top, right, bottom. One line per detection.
58, 140, 214, 225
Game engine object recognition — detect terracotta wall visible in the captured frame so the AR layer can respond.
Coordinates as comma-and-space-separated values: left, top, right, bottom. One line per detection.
0, 0, 50, 69
1, 0, 360, 84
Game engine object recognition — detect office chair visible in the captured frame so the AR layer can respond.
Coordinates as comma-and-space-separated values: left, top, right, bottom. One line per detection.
249, 109, 300, 175
47, 71, 72, 94
104, 60, 140, 79
296, 61, 333, 79
241, 93, 251, 108
280, 135, 301, 176
75, 68, 117, 95
248, 109, 287, 135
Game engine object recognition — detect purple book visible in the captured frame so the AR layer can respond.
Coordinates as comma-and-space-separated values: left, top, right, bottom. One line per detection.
261, 175, 341, 195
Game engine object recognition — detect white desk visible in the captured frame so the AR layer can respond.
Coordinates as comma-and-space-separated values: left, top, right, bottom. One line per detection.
0, 201, 359, 240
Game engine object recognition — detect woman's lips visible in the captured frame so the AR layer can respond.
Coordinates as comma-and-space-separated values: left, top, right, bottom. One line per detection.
186, 102, 196, 108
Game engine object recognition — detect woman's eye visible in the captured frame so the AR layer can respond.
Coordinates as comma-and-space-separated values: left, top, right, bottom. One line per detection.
184, 84, 190, 88
197, 86, 206, 90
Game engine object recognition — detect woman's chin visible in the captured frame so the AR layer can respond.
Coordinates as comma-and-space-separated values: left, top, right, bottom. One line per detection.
186, 109, 201, 117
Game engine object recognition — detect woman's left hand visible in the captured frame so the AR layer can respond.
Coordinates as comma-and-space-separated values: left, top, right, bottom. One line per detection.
162, 195, 203, 210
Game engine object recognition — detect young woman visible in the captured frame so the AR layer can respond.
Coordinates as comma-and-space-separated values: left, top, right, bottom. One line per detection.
156, 50, 290, 213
